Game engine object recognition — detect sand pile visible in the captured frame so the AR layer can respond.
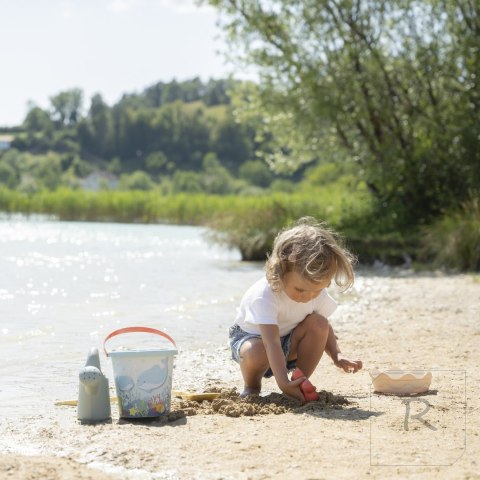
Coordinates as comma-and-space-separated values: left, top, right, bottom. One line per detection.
138, 387, 350, 422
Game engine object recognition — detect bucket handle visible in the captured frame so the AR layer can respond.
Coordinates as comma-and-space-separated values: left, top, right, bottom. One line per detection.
103, 326, 177, 356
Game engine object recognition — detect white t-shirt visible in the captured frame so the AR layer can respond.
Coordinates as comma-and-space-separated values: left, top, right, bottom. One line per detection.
235, 277, 337, 337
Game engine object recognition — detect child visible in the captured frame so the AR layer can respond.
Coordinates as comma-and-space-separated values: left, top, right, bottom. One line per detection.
229, 217, 362, 401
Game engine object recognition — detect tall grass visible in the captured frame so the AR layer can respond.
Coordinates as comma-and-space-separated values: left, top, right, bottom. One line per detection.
0, 186, 372, 257
0, 188, 238, 224
420, 199, 480, 271
0, 185, 370, 224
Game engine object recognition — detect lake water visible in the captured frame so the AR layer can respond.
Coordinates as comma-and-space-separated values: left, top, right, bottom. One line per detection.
0, 218, 265, 417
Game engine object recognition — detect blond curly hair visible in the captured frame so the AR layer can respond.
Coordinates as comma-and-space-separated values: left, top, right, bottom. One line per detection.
265, 217, 355, 292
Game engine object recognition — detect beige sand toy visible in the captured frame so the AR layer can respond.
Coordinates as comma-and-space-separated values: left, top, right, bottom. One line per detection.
370, 367, 432, 394
55, 391, 221, 407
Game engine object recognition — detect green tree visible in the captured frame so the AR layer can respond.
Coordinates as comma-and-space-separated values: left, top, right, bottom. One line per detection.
212, 112, 255, 172
206, 0, 480, 226
34, 153, 63, 190
239, 159, 273, 187
145, 151, 169, 174
23, 106, 54, 135
0, 162, 20, 189
118, 170, 155, 190
172, 170, 203, 193
202, 152, 235, 193
87, 94, 114, 158
50, 88, 84, 126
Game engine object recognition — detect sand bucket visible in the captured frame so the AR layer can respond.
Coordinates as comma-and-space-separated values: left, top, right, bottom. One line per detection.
104, 327, 177, 418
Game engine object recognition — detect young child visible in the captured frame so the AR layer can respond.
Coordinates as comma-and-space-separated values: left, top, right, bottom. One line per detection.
229, 217, 362, 402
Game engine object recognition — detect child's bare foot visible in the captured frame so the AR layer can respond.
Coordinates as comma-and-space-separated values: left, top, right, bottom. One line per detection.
240, 386, 261, 398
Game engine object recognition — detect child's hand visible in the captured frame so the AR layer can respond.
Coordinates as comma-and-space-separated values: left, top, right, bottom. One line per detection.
278, 377, 306, 402
334, 355, 363, 373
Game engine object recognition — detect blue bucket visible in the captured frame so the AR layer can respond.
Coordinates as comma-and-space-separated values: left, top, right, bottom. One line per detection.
104, 327, 177, 418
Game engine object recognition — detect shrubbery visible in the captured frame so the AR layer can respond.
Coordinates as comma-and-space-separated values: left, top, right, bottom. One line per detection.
420, 199, 480, 271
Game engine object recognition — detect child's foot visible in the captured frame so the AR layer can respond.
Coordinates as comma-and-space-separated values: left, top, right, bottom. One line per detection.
240, 386, 261, 398
291, 368, 319, 402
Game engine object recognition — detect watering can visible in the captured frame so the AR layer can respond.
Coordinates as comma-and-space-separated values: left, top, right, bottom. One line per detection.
77, 347, 111, 422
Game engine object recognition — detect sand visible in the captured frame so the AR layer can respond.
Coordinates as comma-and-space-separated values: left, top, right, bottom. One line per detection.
1, 268, 480, 479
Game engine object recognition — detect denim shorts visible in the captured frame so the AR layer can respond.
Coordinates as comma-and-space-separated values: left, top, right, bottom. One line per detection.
228, 324, 297, 378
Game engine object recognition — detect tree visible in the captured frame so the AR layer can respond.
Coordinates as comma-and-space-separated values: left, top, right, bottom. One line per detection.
33, 153, 63, 190
202, 152, 236, 193
23, 106, 54, 134
87, 94, 114, 158
212, 111, 255, 172
205, 0, 480, 226
0, 162, 20, 189
145, 151, 169, 175
239, 159, 273, 187
118, 170, 154, 190
50, 88, 84, 126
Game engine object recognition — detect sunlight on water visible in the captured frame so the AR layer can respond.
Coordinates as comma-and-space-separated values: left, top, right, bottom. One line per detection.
0, 218, 264, 415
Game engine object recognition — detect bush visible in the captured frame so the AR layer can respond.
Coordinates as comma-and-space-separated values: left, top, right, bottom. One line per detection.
420, 199, 480, 271
118, 171, 155, 191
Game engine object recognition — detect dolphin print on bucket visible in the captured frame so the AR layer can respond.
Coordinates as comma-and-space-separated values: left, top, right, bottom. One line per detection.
137, 364, 167, 392
116, 375, 135, 392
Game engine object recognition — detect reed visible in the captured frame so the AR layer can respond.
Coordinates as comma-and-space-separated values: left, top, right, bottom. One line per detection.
420, 198, 480, 271
0, 186, 372, 260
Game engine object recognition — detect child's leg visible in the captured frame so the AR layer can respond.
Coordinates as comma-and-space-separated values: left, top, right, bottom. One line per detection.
288, 313, 330, 378
239, 338, 269, 397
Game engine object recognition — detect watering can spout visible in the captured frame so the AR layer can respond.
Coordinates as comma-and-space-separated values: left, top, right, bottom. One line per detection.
85, 347, 101, 370
77, 347, 111, 422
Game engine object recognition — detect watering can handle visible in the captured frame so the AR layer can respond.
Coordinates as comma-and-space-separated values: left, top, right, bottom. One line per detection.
103, 326, 177, 356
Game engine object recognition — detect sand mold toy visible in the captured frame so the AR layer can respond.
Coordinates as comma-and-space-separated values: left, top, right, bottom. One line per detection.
370, 367, 432, 395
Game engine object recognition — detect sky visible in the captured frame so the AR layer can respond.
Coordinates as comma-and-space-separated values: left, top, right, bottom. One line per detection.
0, 0, 238, 127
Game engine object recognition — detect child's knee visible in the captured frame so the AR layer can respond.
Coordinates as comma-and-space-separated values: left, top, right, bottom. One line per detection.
304, 313, 329, 335
240, 339, 268, 367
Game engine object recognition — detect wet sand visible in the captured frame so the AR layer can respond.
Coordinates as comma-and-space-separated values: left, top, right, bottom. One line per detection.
1, 269, 479, 479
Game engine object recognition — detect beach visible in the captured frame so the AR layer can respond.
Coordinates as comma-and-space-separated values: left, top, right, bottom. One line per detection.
1, 269, 479, 479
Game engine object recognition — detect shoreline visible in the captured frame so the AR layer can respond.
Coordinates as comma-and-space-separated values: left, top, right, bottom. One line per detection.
1, 270, 479, 479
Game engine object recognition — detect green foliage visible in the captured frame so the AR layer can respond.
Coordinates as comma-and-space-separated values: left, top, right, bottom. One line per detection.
50, 88, 83, 126
207, 178, 371, 259
23, 107, 54, 134
0, 162, 20, 189
201, 153, 236, 194
239, 160, 273, 187
172, 170, 203, 193
107, 157, 122, 175
118, 171, 155, 191
33, 153, 63, 190
270, 178, 296, 193
207, 0, 480, 227
420, 199, 480, 271
145, 151, 168, 175
303, 163, 345, 186
16, 78, 256, 178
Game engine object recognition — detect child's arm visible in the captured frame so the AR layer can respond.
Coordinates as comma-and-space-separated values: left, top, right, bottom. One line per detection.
258, 324, 305, 401
325, 323, 363, 373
